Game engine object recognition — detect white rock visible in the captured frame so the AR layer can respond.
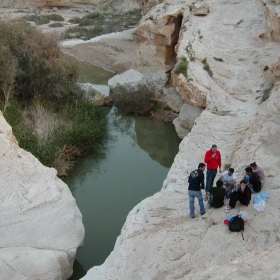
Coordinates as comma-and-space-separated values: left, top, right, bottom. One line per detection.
0, 112, 85, 279
82, 0, 280, 279
77, 83, 112, 106
108, 69, 147, 92
178, 103, 203, 130
172, 116, 190, 139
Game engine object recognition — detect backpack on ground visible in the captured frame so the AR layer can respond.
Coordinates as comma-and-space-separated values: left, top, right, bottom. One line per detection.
228, 215, 244, 232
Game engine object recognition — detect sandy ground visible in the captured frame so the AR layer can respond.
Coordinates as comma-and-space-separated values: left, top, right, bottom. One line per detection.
60, 28, 137, 73
0, 8, 137, 73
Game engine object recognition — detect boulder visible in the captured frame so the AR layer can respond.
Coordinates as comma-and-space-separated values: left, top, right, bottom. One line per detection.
178, 103, 203, 130
0, 112, 85, 279
172, 116, 189, 139
78, 83, 112, 106
193, 3, 210, 16
108, 69, 147, 93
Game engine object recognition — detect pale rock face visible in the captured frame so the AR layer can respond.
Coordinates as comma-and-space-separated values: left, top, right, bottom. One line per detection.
108, 69, 147, 92
0, 0, 139, 10
193, 2, 210, 16
134, 3, 187, 71
77, 83, 112, 106
172, 117, 189, 139
136, 0, 164, 14
172, 103, 203, 139
263, 1, 280, 41
0, 112, 85, 279
178, 103, 203, 130
82, 0, 280, 279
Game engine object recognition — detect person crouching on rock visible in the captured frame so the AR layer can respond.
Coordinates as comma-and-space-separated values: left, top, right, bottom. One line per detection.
225, 180, 251, 212
208, 179, 226, 208
188, 163, 206, 218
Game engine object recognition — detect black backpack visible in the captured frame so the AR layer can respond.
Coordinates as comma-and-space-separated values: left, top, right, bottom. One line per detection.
229, 215, 244, 232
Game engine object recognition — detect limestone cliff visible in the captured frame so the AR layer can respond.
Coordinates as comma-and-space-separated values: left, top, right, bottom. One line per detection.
0, 0, 139, 10
82, 0, 280, 279
0, 112, 85, 279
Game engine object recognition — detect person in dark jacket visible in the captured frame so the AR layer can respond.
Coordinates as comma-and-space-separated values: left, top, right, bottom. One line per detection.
225, 180, 251, 212
245, 166, 261, 193
188, 163, 206, 218
209, 179, 226, 208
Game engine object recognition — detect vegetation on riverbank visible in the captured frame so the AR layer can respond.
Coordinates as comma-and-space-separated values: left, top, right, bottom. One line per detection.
63, 9, 142, 40
0, 21, 109, 177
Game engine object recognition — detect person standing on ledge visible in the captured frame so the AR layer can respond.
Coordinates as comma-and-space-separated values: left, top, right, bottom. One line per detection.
188, 163, 206, 218
204, 144, 222, 193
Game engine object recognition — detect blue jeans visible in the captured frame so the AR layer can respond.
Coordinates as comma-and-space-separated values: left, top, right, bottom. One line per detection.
206, 169, 217, 192
188, 190, 205, 218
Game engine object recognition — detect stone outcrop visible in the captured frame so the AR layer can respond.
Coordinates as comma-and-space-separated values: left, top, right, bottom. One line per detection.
134, 3, 185, 73
82, 0, 280, 279
173, 103, 203, 139
0, 0, 139, 10
77, 83, 112, 106
0, 112, 85, 279
263, 1, 280, 41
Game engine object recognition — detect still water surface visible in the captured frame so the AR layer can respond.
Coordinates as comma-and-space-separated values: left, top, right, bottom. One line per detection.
64, 107, 181, 279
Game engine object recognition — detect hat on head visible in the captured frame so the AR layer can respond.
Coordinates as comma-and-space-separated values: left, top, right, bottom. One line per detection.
212, 144, 217, 148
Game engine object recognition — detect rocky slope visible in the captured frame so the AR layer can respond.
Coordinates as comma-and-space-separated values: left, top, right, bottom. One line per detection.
0, 0, 139, 11
81, 0, 280, 279
0, 112, 85, 279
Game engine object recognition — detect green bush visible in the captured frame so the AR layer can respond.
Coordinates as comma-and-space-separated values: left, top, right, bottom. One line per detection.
63, 9, 141, 40
174, 57, 188, 78
0, 21, 109, 177
46, 14, 64, 21
69, 17, 81, 24
4, 98, 109, 174
49, 22, 64, 28
202, 57, 213, 77
79, 18, 94, 26
24, 14, 50, 25
110, 84, 154, 115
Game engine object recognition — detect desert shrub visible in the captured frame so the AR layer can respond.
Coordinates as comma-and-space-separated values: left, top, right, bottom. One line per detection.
49, 22, 64, 28
69, 17, 81, 24
174, 57, 188, 78
46, 14, 64, 21
84, 11, 103, 19
63, 9, 141, 40
24, 14, 50, 25
79, 17, 94, 26
0, 21, 109, 177
111, 84, 154, 115
0, 44, 18, 112
202, 58, 213, 77
4, 98, 109, 176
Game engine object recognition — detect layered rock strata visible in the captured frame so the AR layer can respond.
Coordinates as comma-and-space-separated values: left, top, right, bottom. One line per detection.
0, 113, 85, 279
82, 0, 280, 279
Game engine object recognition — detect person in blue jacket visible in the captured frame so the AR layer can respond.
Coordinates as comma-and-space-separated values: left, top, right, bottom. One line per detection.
188, 163, 206, 218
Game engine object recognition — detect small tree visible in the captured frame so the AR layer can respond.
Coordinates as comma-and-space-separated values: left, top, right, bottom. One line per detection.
0, 44, 18, 112
110, 84, 155, 115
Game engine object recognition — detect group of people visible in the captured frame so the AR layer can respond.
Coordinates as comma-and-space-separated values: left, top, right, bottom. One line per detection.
187, 144, 265, 218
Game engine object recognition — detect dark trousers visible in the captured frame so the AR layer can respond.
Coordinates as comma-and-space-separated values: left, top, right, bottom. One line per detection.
229, 192, 248, 208
206, 169, 217, 192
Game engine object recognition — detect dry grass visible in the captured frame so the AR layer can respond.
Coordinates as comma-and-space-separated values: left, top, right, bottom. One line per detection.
52, 145, 82, 177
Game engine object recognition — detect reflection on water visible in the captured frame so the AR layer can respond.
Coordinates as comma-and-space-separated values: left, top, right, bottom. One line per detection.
65, 107, 181, 279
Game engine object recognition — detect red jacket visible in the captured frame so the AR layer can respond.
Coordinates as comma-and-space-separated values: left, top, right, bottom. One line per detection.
204, 149, 221, 170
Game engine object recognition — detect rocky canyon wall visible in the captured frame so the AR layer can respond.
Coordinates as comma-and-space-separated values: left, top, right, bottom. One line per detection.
0, 0, 139, 10
82, 0, 280, 279
0, 112, 85, 279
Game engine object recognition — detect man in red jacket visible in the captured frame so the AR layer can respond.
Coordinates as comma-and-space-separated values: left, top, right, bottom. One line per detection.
204, 144, 222, 192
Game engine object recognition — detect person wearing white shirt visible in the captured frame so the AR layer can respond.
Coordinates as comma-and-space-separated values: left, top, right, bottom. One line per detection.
219, 168, 236, 191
